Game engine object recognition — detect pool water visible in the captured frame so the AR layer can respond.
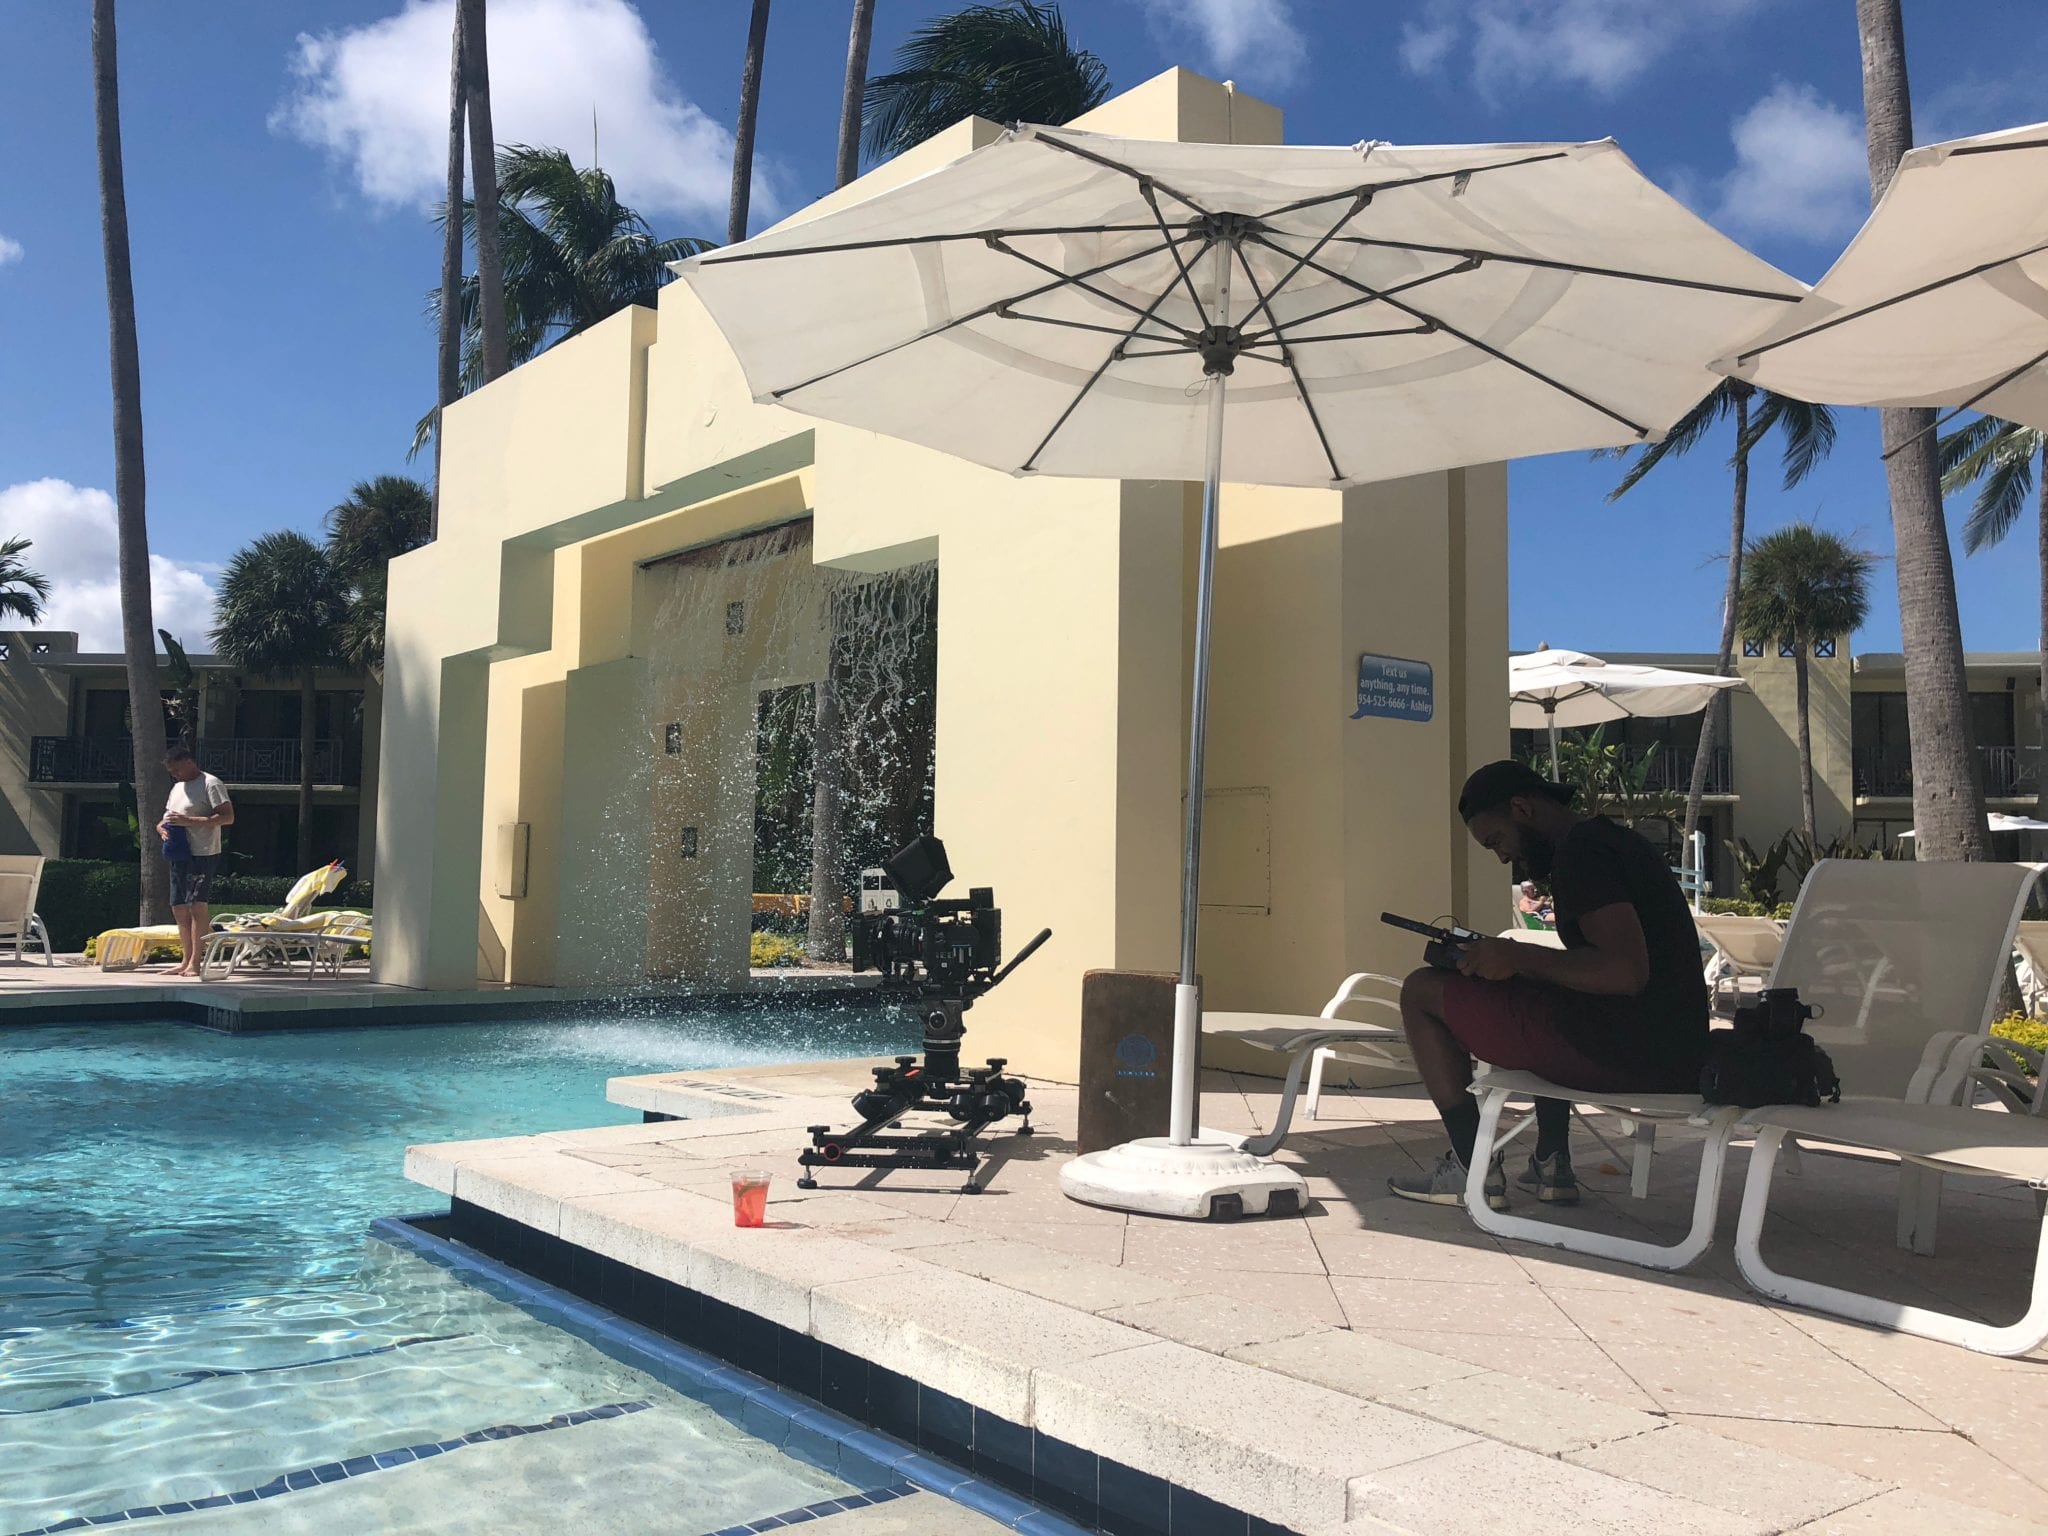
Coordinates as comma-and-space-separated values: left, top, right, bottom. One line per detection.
0, 1009, 915, 1534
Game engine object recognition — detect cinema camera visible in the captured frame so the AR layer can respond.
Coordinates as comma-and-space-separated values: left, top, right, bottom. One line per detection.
799, 835, 1052, 1194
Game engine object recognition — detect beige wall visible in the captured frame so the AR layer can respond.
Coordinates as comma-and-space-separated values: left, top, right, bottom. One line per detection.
1730, 649, 1854, 848
0, 634, 76, 858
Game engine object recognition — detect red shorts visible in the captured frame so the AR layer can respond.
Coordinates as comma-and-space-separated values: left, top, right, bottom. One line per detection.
1439, 973, 1651, 1094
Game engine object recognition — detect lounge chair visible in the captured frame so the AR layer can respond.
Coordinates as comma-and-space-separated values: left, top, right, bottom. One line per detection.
1463, 859, 2041, 1272
2012, 920, 2048, 1017
1696, 913, 1783, 1015
200, 862, 366, 979
1217, 973, 1412, 1155
0, 854, 53, 964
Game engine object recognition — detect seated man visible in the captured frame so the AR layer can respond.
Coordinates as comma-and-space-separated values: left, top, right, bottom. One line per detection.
1390, 760, 1709, 1210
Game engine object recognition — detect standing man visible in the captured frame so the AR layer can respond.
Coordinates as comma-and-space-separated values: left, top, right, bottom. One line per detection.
1389, 760, 1709, 1210
159, 745, 233, 978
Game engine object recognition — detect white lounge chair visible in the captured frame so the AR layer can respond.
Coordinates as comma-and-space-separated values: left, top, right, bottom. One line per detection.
1222, 973, 1411, 1156
1464, 859, 2041, 1272
1696, 913, 1783, 1014
2011, 920, 2048, 1017
0, 854, 53, 964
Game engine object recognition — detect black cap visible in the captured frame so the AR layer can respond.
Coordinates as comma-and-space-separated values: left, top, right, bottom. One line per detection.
1458, 759, 1576, 821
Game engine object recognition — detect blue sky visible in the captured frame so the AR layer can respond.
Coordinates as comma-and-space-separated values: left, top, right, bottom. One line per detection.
1, 0, 2043, 654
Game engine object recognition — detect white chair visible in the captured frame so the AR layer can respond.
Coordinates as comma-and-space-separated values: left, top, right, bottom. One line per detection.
1696, 913, 1783, 1014
1221, 973, 1411, 1156
0, 855, 53, 964
2011, 920, 2048, 1017
1464, 859, 2042, 1272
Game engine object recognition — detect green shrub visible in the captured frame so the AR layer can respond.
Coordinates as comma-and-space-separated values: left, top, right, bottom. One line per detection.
1992, 1014, 2048, 1057
1699, 897, 1793, 920
750, 931, 806, 968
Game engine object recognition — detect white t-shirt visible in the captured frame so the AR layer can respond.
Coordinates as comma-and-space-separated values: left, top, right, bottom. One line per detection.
166, 772, 230, 857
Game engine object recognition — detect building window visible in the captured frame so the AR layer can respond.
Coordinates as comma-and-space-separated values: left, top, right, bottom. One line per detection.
726, 601, 746, 637
0, 643, 10, 661
1778, 642, 1798, 658
1742, 639, 1764, 658
1813, 638, 1835, 658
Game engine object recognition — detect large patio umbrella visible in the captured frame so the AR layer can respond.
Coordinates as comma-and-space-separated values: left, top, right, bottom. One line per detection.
1719, 121, 2048, 434
676, 124, 1803, 1218
1510, 646, 1746, 779
1898, 812, 2048, 840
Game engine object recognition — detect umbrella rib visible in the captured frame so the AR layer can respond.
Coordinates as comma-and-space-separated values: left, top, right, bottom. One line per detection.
1235, 245, 1343, 482
1735, 239, 2048, 362
1020, 255, 1206, 474
1878, 340, 2048, 461
994, 307, 1188, 348
1140, 180, 1211, 329
1317, 234, 1805, 302
1028, 131, 1217, 219
769, 234, 1197, 399
1282, 325, 1438, 345
1239, 261, 1474, 345
989, 235, 1200, 338
1950, 137, 2048, 156
691, 223, 1164, 266
1236, 192, 1374, 337
1250, 234, 1653, 438
1253, 149, 1572, 221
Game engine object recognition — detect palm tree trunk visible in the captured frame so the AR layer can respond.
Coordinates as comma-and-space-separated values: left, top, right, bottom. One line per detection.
433, 1, 466, 538
460, 0, 508, 382
836, 0, 876, 189
298, 668, 317, 873
728, 0, 772, 246
1856, 0, 1992, 865
92, 0, 170, 927
1795, 645, 1818, 847
1683, 388, 1752, 890
2037, 444, 2048, 823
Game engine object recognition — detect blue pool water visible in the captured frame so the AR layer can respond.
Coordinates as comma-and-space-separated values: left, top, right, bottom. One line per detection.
0, 1008, 917, 1534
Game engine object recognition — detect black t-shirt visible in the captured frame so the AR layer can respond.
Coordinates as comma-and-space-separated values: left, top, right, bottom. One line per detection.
1549, 816, 1710, 1087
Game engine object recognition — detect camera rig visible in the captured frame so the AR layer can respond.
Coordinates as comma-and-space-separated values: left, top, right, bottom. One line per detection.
799, 835, 1052, 1194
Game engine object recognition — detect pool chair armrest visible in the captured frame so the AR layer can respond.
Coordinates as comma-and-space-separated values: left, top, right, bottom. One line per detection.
1319, 972, 1405, 1020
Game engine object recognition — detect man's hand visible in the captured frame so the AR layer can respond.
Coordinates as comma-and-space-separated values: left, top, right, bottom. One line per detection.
1456, 937, 1522, 982
163, 813, 199, 827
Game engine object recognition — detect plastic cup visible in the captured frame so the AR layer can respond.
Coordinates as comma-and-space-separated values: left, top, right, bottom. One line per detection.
731, 1169, 772, 1228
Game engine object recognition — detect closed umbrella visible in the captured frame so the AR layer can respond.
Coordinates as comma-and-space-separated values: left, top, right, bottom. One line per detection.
1720, 121, 2048, 434
1510, 646, 1747, 779
677, 123, 1803, 1219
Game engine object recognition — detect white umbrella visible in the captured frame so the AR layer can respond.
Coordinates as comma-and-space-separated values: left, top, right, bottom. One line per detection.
1509, 647, 1747, 779
1720, 121, 2048, 435
678, 124, 1803, 1219
1897, 812, 2048, 840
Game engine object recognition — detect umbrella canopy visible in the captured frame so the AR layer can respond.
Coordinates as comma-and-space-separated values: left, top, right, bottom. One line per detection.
1719, 121, 2048, 433
677, 124, 1803, 1214
1898, 812, 2048, 840
1508, 648, 1746, 731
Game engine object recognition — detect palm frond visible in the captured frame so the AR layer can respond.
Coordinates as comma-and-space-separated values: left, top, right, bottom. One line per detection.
1769, 394, 1837, 489
211, 531, 347, 679
1606, 381, 1735, 500
1937, 413, 2012, 486
1736, 523, 1876, 650
1961, 438, 2040, 554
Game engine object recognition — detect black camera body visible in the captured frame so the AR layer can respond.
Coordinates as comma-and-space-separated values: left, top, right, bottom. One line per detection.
1702, 985, 1841, 1108
801, 835, 1053, 1194
1381, 912, 1484, 971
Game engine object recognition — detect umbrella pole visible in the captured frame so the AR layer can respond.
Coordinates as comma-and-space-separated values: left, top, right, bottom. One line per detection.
1547, 709, 1561, 782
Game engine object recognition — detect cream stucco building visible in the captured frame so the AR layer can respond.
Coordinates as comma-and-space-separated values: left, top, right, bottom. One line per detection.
374, 70, 1510, 1081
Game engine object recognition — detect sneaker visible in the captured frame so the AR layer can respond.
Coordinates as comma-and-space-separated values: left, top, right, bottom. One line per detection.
1516, 1150, 1581, 1205
1388, 1150, 1508, 1210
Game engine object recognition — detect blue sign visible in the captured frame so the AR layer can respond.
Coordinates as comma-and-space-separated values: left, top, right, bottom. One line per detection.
1352, 653, 1433, 722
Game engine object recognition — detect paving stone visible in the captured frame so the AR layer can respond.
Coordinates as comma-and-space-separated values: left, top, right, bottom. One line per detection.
1228, 1328, 1480, 1398
556, 1186, 723, 1286
450, 1153, 659, 1235
1327, 1275, 1583, 1339
1032, 1339, 1474, 1532
1785, 1488, 2048, 1535
1365, 1329, 1662, 1412
1345, 1441, 1769, 1536
1120, 1212, 1330, 1277
917, 1237, 1182, 1313
1569, 1423, 1885, 1527
402, 1136, 551, 1194
1592, 1339, 1945, 1429
1103, 1291, 1331, 1354
1385, 1370, 1663, 1456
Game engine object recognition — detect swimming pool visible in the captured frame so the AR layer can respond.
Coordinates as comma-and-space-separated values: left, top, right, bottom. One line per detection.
0, 1008, 919, 1534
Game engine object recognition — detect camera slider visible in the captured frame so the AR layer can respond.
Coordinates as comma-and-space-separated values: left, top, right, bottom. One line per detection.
798, 1052, 1033, 1195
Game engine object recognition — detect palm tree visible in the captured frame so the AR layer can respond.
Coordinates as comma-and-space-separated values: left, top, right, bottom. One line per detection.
459, 0, 507, 383
1855, 0, 1992, 864
1737, 526, 1875, 845
326, 476, 433, 674
837, 0, 877, 188
434, 0, 467, 536
212, 532, 347, 873
412, 146, 714, 456
0, 538, 52, 623
1941, 416, 2048, 815
92, 0, 170, 924
729, 0, 773, 246
862, 0, 1111, 162
1608, 381, 1835, 881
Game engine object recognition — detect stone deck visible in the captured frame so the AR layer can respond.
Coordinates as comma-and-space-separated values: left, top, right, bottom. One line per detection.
408, 1059, 2048, 1535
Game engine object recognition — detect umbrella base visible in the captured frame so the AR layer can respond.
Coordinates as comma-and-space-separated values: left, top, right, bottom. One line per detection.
1059, 1137, 1308, 1220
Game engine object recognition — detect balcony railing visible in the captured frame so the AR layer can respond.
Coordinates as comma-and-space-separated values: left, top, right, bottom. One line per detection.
1616, 745, 1732, 796
1855, 744, 2031, 799
29, 736, 353, 786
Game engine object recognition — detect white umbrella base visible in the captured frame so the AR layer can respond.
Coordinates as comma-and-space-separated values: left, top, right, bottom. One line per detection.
1059, 1138, 1309, 1220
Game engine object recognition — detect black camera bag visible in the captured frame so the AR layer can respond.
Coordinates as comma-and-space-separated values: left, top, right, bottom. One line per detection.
1699, 987, 1842, 1109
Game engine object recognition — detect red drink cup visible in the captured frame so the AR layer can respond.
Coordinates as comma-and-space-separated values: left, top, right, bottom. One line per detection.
731, 1170, 772, 1227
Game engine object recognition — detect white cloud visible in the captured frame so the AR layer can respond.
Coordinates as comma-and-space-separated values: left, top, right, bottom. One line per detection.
1710, 82, 1869, 243
1141, 0, 1308, 90
1402, 0, 1764, 103
0, 480, 219, 652
272, 0, 743, 229
0, 234, 22, 267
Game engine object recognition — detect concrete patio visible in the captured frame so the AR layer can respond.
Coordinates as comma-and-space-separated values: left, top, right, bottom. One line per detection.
406, 1058, 2048, 1535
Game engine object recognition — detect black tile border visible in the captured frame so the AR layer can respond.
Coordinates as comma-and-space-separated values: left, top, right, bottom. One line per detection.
422, 1200, 1292, 1535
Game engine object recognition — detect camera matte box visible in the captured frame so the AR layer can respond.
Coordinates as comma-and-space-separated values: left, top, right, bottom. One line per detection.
1077, 970, 1191, 1154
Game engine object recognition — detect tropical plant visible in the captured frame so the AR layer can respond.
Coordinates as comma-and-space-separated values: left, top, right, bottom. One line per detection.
157, 629, 222, 746
1607, 380, 1836, 882
1736, 525, 1875, 845
729, 0, 772, 245
862, 0, 1111, 161
0, 537, 51, 623
1855, 0, 1993, 866
92, 0, 170, 924
413, 146, 715, 456
1941, 415, 2047, 815
212, 532, 347, 872
837, 0, 878, 187
326, 476, 434, 673
1518, 724, 1682, 828
1784, 828, 1886, 887
1725, 832, 1797, 908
